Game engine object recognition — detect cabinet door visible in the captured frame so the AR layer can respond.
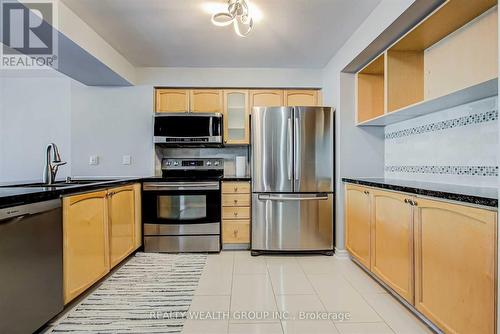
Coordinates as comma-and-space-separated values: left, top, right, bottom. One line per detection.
133, 183, 142, 249
414, 198, 496, 334
285, 90, 320, 106
371, 189, 414, 303
108, 185, 136, 268
190, 89, 223, 113
249, 90, 284, 110
344, 184, 371, 268
156, 89, 189, 113
63, 191, 109, 304
223, 220, 250, 244
224, 90, 250, 144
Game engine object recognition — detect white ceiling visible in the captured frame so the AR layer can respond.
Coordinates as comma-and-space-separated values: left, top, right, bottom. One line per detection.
61, 0, 381, 68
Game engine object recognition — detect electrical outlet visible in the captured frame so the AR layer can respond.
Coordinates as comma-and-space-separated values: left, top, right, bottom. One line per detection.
89, 155, 99, 165
122, 155, 131, 165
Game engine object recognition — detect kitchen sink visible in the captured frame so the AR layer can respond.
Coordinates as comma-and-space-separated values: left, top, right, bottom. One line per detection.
0, 179, 116, 188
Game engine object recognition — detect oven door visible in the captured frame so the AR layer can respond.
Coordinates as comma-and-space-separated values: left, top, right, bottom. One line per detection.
142, 181, 221, 236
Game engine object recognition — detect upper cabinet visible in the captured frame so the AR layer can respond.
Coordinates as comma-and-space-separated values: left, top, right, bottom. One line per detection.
223, 90, 250, 145
356, 0, 498, 126
156, 89, 189, 113
249, 90, 284, 109
285, 90, 321, 106
190, 89, 223, 113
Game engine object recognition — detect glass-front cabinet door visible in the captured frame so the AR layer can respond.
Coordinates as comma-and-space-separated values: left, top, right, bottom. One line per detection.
223, 90, 250, 145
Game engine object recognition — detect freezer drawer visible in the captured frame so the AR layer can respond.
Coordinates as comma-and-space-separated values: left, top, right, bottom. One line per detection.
252, 193, 334, 251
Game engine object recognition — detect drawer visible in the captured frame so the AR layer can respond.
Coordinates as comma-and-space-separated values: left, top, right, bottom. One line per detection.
222, 182, 251, 194
222, 194, 251, 207
223, 206, 250, 219
223, 220, 250, 244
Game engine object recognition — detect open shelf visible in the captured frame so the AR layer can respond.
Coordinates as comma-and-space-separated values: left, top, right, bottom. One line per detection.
356, 53, 385, 123
358, 78, 498, 126
356, 0, 498, 126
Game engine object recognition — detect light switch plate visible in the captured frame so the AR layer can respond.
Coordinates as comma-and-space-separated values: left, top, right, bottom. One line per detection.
89, 155, 99, 165
122, 155, 131, 165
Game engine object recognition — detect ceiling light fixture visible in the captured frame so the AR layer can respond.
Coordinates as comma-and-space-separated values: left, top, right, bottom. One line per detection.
211, 0, 254, 37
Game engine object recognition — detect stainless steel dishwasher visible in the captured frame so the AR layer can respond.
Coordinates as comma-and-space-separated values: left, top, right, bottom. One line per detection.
0, 199, 63, 334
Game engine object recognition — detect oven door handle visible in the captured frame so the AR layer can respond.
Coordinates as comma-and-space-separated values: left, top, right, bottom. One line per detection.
143, 182, 220, 191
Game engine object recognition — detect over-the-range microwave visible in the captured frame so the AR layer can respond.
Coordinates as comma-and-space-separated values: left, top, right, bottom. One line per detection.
154, 113, 223, 146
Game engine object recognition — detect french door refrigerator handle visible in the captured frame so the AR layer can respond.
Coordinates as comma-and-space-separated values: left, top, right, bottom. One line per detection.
258, 194, 329, 201
287, 117, 293, 181
294, 115, 300, 181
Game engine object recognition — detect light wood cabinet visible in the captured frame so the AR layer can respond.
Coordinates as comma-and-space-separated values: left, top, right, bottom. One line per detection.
63, 183, 141, 304
222, 181, 251, 245
223, 90, 250, 145
190, 89, 223, 113
223, 220, 251, 243
414, 197, 497, 334
370, 189, 414, 303
345, 184, 371, 269
156, 89, 189, 113
63, 190, 109, 304
249, 90, 284, 109
108, 185, 136, 268
285, 90, 320, 106
133, 183, 142, 249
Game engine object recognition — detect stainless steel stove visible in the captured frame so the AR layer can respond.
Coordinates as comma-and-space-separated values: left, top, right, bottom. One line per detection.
142, 158, 224, 253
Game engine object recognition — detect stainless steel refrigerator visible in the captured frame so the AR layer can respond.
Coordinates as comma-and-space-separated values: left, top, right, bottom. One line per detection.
251, 106, 334, 255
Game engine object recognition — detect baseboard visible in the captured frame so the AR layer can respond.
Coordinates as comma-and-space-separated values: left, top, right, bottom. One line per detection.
334, 248, 350, 260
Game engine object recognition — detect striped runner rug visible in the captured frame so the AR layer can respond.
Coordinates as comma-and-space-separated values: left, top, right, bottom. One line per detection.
50, 252, 207, 333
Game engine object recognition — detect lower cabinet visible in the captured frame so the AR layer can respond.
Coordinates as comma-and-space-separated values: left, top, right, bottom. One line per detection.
108, 185, 136, 268
63, 190, 109, 304
370, 189, 414, 303
222, 181, 251, 247
63, 183, 141, 304
344, 183, 497, 334
414, 197, 496, 334
345, 184, 371, 268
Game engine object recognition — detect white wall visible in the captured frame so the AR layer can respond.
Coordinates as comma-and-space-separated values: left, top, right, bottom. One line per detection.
322, 0, 415, 253
0, 70, 72, 182
137, 67, 323, 88
70, 82, 154, 177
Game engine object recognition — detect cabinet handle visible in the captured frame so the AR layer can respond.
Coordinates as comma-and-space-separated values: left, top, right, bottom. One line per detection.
404, 198, 409, 204
233, 212, 238, 217
363, 190, 369, 195
412, 200, 418, 206
234, 199, 238, 204
234, 187, 238, 192
233, 230, 238, 237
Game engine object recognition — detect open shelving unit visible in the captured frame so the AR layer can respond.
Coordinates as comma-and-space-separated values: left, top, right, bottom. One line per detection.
356, 0, 498, 126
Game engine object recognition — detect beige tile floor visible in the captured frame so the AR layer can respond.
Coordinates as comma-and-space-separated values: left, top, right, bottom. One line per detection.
183, 251, 433, 334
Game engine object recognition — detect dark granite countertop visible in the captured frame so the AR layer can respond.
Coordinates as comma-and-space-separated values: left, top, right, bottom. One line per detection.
342, 177, 498, 208
0, 177, 145, 209
222, 176, 252, 181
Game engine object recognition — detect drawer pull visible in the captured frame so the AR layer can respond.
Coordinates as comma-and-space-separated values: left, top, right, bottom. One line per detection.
233, 230, 238, 237
234, 187, 238, 192
234, 212, 238, 216
234, 199, 238, 204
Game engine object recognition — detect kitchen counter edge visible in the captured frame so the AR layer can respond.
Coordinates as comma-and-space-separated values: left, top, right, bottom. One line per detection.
342, 178, 498, 208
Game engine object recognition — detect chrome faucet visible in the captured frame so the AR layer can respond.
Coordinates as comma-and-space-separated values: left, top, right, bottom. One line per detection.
43, 143, 67, 185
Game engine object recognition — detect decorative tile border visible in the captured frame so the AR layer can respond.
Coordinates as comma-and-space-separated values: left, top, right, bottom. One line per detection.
385, 165, 499, 177
385, 109, 498, 139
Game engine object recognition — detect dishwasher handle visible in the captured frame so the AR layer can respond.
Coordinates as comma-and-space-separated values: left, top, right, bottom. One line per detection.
0, 200, 61, 222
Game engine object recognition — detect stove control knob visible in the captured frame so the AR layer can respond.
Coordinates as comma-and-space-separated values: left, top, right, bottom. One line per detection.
165, 161, 171, 166
214, 161, 220, 166
206, 161, 212, 166
173, 161, 179, 166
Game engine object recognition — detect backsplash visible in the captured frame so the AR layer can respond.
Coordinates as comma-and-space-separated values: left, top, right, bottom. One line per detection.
385, 96, 498, 187
155, 146, 250, 177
